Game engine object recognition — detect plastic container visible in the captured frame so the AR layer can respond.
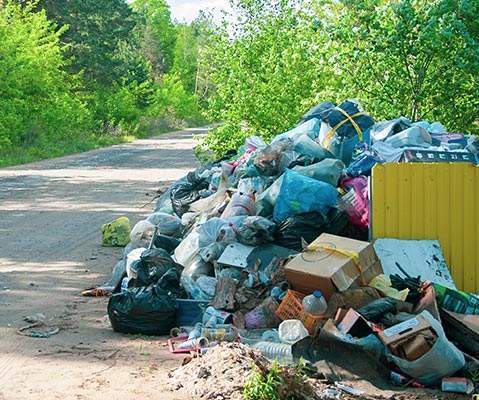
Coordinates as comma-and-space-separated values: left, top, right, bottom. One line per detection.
302, 290, 328, 317
276, 290, 325, 335
253, 341, 293, 364
278, 320, 309, 344
180, 275, 210, 301
238, 329, 280, 347
175, 298, 209, 326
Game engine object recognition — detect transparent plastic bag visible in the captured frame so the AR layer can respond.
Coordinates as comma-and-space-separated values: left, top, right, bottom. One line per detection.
273, 168, 338, 223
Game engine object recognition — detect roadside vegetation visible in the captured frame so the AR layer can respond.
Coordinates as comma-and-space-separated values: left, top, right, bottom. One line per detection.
1, 0, 478, 167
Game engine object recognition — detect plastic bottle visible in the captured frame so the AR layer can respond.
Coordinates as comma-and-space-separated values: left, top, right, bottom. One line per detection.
278, 320, 309, 344
253, 341, 293, 364
180, 275, 210, 301
302, 290, 328, 316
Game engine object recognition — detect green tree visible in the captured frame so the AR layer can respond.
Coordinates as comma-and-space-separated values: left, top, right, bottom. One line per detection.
171, 12, 217, 101
38, 0, 144, 87
317, 0, 479, 131
0, 1, 89, 153
130, 0, 177, 81
201, 0, 326, 156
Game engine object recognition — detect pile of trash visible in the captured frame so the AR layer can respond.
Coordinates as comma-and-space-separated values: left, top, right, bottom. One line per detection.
97, 99, 479, 397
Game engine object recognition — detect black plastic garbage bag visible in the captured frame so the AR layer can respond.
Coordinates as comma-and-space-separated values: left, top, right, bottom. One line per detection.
274, 208, 350, 251
170, 170, 211, 217
153, 234, 181, 254
108, 282, 177, 335
130, 248, 182, 287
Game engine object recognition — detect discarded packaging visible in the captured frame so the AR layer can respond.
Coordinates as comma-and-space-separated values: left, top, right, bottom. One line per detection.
284, 233, 382, 299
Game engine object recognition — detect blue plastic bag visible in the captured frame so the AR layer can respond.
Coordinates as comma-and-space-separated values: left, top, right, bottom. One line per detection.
273, 169, 338, 223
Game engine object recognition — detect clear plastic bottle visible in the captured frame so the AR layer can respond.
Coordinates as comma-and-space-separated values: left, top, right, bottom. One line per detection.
253, 341, 293, 364
302, 290, 328, 316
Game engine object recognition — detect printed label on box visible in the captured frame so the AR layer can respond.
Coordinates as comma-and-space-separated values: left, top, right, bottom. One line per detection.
381, 318, 419, 337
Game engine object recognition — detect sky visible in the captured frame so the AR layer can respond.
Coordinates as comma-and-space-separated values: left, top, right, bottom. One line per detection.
165, 0, 233, 24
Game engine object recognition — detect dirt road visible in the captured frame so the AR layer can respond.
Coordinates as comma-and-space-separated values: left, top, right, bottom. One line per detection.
0, 129, 205, 400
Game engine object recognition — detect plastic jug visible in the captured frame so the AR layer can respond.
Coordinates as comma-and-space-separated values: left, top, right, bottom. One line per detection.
302, 290, 327, 316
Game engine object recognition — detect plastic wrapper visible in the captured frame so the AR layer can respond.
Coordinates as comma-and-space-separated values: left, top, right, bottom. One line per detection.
220, 192, 255, 219
153, 234, 181, 254
237, 216, 276, 246
173, 227, 200, 267
271, 118, 321, 143
130, 219, 155, 247
273, 208, 349, 251
338, 176, 370, 229
170, 170, 211, 217
126, 247, 146, 279
180, 274, 210, 300
254, 174, 284, 217
253, 138, 295, 176
197, 217, 237, 262
128, 248, 181, 287
107, 273, 178, 335
293, 133, 332, 161
273, 168, 338, 223
292, 158, 345, 187
146, 212, 183, 236
196, 276, 218, 298
346, 143, 383, 177
182, 254, 214, 280
370, 117, 412, 144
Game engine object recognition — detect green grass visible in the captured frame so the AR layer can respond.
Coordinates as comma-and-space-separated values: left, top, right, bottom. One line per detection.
0, 115, 209, 168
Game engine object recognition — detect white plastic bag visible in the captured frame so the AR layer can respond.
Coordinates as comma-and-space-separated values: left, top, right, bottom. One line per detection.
386, 310, 465, 385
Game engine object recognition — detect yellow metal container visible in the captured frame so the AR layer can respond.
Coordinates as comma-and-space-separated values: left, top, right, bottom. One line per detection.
371, 162, 479, 293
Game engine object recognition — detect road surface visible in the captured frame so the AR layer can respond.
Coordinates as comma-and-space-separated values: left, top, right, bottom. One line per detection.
0, 128, 205, 399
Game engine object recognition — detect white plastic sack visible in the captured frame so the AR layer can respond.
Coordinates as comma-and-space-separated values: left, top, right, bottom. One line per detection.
386, 310, 465, 385
146, 212, 183, 236
197, 217, 237, 262
130, 219, 155, 247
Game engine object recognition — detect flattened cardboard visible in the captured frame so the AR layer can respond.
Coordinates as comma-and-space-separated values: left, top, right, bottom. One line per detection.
440, 309, 479, 357
284, 233, 382, 299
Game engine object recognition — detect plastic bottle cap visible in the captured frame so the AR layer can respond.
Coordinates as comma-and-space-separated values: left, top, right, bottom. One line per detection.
313, 290, 323, 298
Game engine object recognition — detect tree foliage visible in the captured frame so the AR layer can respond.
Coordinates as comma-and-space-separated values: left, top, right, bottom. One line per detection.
38, 0, 145, 87
201, 0, 327, 155
130, 0, 177, 80
318, 0, 479, 132
200, 0, 479, 158
0, 1, 88, 152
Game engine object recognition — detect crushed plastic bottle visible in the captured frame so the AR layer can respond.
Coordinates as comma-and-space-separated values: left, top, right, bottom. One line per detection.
278, 320, 309, 344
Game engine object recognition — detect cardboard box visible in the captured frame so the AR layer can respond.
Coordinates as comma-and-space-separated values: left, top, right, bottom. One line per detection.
284, 233, 382, 299
378, 314, 438, 361
335, 308, 374, 338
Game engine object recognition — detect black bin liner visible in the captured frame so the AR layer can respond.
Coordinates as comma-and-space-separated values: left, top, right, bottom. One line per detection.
108, 281, 177, 336
274, 207, 350, 251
